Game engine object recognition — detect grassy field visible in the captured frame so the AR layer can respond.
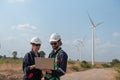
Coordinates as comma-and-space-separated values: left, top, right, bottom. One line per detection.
0, 58, 120, 80
0, 58, 23, 80
0, 58, 22, 70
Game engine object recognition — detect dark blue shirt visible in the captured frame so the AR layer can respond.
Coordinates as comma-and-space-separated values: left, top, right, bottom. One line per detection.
48, 48, 68, 77
23, 50, 42, 80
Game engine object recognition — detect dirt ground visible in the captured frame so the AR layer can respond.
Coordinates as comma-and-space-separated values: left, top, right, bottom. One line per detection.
0, 68, 117, 80
0, 61, 118, 80
0, 70, 23, 80
61, 68, 117, 80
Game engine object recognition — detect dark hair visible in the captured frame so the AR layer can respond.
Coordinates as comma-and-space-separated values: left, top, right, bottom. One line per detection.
58, 39, 62, 46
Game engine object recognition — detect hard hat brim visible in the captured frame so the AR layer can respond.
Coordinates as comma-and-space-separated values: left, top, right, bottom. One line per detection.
49, 39, 59, 42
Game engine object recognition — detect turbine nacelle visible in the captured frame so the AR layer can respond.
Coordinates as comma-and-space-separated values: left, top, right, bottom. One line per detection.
88, 13, 103, 29
90, 25, 96, 29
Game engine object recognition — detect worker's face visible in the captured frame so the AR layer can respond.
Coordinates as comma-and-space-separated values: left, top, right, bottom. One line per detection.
50, 41, 60, 50
32, 44, 41, 52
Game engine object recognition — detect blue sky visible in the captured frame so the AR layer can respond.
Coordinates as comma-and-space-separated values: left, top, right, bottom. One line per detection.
0, 0, 120, 62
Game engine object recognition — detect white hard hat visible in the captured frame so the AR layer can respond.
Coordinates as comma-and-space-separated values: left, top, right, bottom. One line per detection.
49, 33, 61, 42
30, 36, 41, 44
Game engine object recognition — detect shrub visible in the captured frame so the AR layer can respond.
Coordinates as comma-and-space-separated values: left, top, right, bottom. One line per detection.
71, 65, 79, 71
115, 67, 120, 73
114, 67, 120, 80
81, 61, 92, 68
68, 60, 75, 64
102, 63, 111, 68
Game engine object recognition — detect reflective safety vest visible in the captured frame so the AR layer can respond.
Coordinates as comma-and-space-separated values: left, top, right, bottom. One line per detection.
44, 52, 60, 80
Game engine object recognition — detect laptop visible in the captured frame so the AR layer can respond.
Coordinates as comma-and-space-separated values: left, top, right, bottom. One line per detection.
35, 57, 54, 70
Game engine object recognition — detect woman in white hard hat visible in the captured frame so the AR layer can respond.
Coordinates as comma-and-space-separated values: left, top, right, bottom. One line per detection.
44, 33, 68, 80
23, 37, 43, 80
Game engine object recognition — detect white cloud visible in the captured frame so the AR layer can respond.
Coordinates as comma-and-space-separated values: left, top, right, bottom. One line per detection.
1, 36, 16, 41
8, 0, 26, 3
7, 36, 16, 41
112, 32, 120, 37
99, 42, 116, 49
11, 24, 37, 31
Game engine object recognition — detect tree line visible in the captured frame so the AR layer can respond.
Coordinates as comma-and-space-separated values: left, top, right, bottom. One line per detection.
0, 51, 46, 59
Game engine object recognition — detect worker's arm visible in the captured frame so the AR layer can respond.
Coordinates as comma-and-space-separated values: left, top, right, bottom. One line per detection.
22, 53, 35, 74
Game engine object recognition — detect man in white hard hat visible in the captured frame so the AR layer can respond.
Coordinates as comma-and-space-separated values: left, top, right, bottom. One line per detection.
23, 37, 43, 80
44, 33, 68, 80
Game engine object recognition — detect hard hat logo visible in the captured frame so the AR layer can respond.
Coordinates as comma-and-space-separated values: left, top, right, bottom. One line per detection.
49, 33, 61, 42
30, 37, 41, 44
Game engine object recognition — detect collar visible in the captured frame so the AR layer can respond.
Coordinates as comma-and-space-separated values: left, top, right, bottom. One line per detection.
53, 47, 61, 54
31, 50, 40, 57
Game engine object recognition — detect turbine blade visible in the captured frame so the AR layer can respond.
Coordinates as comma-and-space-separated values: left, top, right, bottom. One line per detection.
88, 14, 95, 27
96, 21, 104, 27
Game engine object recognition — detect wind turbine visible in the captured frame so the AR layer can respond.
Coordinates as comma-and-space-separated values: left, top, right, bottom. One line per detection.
88, 14, 103, 66
74, 39, 84, 62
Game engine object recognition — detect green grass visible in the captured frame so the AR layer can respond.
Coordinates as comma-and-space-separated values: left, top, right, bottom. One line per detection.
114, 67, 120, 80
68, 60, 76, 64
71, 65, 80, 71
0, 58, 22, 64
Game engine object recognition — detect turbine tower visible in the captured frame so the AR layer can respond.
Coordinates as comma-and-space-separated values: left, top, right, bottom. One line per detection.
88, 14, 103, 66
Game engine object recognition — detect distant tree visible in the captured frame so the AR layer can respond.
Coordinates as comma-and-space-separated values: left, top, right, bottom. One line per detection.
12, 51, 17, 59
110, 59, 120, 66
0, 55, 2, 58
38, 51, 46, 57
82, 60, 87, 64
102, 63, 111, 68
